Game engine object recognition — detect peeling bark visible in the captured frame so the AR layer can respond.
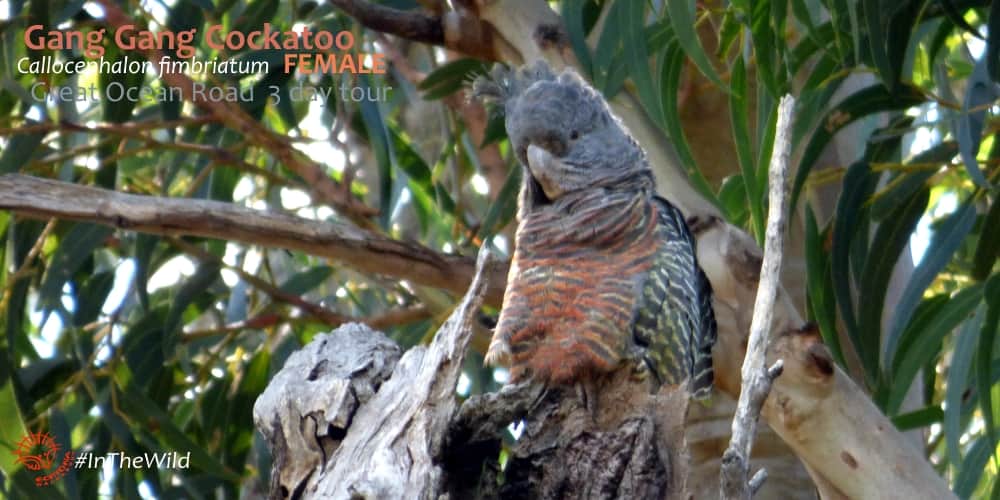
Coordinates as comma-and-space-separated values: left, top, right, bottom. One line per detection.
253, 324, 402, 498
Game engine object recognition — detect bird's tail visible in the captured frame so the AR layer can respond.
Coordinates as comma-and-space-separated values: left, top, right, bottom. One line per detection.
689, 269, 717, 400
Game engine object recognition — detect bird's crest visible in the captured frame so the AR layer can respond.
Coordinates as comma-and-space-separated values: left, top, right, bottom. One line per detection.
471, 61, 557, 108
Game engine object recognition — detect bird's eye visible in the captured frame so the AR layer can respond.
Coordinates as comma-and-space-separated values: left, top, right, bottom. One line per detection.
569, 130, 580, 140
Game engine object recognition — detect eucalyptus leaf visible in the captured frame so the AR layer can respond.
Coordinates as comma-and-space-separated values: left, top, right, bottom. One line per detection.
945, 304, 986, 470
885, 200, 978, 368
666, 0, 725, 88
956, 59, 999, 188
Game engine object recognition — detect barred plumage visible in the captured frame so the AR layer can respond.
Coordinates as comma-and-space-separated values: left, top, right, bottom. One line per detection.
477, 62, 716, 398
633, 197, 716, 398
492, 189, 657, 383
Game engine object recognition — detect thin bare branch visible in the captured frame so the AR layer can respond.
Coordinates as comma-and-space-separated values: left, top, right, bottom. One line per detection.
367, 305, 432, 329
720, 94, 795, 500
169, 237, 356, 326
23, 120, 298, 189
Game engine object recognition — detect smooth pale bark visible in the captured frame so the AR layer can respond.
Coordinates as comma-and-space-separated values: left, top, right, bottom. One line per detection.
721, 95, 795, 499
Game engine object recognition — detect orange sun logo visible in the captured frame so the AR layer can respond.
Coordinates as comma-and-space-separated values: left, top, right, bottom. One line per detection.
14, 431, 59, 471
12, 430, 74, 487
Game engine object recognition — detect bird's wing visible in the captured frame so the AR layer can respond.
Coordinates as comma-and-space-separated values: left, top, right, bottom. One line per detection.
631, 196, 716, 398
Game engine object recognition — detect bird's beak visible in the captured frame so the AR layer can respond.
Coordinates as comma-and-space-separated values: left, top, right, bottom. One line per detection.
526, 144, 566, 200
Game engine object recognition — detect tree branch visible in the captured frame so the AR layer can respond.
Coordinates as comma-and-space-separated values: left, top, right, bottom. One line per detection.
331, 0, 498, 60
720, 95, 794, 500
331, 0, 444, 45
0, 174, 508, 306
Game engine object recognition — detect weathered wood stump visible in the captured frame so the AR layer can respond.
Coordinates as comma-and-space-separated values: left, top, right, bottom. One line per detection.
253, 250, 693, 499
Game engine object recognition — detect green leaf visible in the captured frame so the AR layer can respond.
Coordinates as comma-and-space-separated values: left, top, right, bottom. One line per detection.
729, 57, 764, 243
124, 307, 167, 388
357, 77, 393, 228
162, 261, 221, 358
956, 58, 999, 188
39, 223, 114, 313
955, 436, 992, 498
72, 271, 115, 327
988, 1, 1000, 83
869, 141, 957, 218
792, 77, 843, 149
419, 59, 490, 100
562, 0, 594, 78
233, 0, 279, 36
114, 367, 240, 482
831, 161, 879, 375
805, 205, 845, 367
791, 83, 925, 213
476, 166, 521, 240
788, 18, 837, 69
390, 128, 432, 188
406, 176, 433, 235
167, 0, 205, 42
790, 0, 821, 45
973, 197, 1000, 281
133, 234, 160, 311
844, 0, 863, 65
750, 0, 781, 94
799, 52, 840, 94
862, 0, 903, 90
858, 186, 929, 371
622, 1, 659, 128
888, 283, 984, 414
280, 266, 333, 295
0, 129, 45, 174
658, 42, 720, 207
717, 174, 749, 226
945, 304, 986, 470
754, 89, 777, 182
977, 274, 1000, 473
936, 0, 985, 39
0, 367, 29, 477
481, 112, 507, 147
716, 9, 742, 60
389, 127, 456, 216
221, 350, 270, 471
885, 200, 978, 368
6, 220, 43, 361
100, 54, 143, 124
593, 1, 625, 93
891, 405, 944, 431
666, 0, 724, 88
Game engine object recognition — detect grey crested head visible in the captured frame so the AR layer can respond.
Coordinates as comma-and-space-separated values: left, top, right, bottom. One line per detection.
472, 61, 652, 213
